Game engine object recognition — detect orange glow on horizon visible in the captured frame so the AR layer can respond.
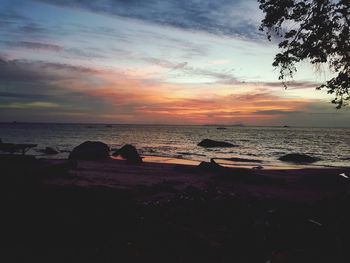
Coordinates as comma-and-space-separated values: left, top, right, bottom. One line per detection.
78, 71, 315, 124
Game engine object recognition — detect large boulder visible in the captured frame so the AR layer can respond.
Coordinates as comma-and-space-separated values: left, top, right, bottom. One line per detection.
198, 139, 236, 148
69, 141, 110, 160
278, 153, 320, 164
112, 144, 142, 164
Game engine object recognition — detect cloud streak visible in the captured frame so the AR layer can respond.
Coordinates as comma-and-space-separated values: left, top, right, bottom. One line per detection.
141, 57, 240, 84
0, 56, 318, 124
36, 0, 263, 40
5, 41, 63, 51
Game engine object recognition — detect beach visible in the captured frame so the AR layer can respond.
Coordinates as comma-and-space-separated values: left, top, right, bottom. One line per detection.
2, 154, 350, 263
1, 0, 349, 262
41, 157, 350, 203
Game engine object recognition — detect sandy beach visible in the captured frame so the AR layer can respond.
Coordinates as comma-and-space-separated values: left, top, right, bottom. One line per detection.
2, 154, 350, 263
42, 157, 350, 203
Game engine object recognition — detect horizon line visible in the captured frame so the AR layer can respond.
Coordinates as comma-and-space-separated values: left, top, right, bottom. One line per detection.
1, 121, 350, 129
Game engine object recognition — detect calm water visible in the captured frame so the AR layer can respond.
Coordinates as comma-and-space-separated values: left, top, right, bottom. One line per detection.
0, 123, 349, 168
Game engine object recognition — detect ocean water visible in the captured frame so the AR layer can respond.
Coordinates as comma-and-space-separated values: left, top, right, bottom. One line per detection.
0, 123, 349, 168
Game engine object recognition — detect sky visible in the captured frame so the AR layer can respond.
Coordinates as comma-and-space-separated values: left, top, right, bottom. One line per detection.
0, 0, 349, 126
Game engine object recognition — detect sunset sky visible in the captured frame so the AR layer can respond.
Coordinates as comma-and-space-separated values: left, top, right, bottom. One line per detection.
0, 0, 349, 126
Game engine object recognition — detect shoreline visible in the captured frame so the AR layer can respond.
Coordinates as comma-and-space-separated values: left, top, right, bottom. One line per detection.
2, 121, 350, 129
3, 154, 350, 203
2, 124, 350, 168
46, 154, 350, 170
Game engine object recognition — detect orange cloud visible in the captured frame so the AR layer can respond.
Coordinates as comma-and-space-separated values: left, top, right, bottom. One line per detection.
0, 57, 337, 125
83, 72, 315, 124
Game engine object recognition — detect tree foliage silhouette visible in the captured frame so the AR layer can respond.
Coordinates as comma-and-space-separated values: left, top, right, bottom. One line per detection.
258, 0, 350, 108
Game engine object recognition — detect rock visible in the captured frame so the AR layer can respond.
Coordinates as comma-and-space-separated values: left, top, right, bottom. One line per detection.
198, 161, 214, 171
0, 142, 37, 155
42, 147, 59, 155
278, 153, 320, 164
197, 158, 226, 172
198, 139, 236, 148
69, 141, 110, 160
112, 144, 142, 164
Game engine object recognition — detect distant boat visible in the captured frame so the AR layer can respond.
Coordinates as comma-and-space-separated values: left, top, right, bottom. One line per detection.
283, 125, 290, 128
217, 127, 227, 130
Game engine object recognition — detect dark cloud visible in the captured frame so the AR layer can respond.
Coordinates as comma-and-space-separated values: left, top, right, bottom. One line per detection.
0, 7, 46, 35
35, 0, 263, 40
0, 57, 153, 124
0, 59, 54, 83
0, 9, 27, 24
0, 58, 108, 111
0, 91, 51, 100
5, 41, 63, 51
65, 47, 106, 59
1, 39, 107, 59
18, 22, 47, 33
0, 58, 97, 83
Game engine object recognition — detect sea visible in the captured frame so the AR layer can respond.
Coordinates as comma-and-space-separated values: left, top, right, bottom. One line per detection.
1, 123, 349, 169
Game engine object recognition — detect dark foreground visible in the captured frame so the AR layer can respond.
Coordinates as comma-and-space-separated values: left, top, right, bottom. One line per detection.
2, 154, 350, 263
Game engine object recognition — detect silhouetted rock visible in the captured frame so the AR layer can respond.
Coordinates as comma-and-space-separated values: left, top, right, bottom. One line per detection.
198, 161, 214, 171
198, 158, 226, 173
69, 141, 110, 160
0, 141, 37, 154
279, 153, 320, 164
112, 144, 142, 164
40, 147, 59, 155
198, 139, 236, 148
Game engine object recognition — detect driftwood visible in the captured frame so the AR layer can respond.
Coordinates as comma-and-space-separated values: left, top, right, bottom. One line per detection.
0, 141, 37, 155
